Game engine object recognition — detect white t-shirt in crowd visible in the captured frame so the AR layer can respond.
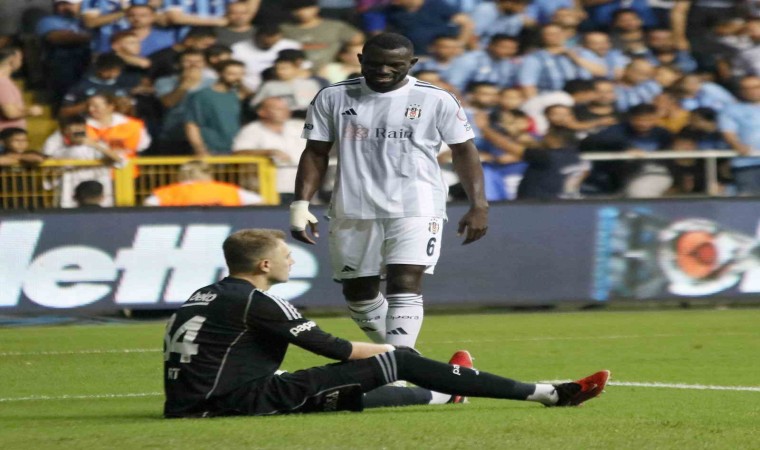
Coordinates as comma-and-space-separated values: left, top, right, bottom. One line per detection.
231, 38, 302, 91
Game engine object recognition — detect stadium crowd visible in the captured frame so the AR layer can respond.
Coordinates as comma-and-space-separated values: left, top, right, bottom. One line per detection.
1, 0, 760, 207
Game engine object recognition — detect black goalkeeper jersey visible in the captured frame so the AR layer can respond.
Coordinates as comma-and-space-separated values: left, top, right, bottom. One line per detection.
163, 277, 353, 418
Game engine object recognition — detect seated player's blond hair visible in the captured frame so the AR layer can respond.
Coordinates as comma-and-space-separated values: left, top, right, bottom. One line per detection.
177, 160, 214, 182
223, 228, 286, 274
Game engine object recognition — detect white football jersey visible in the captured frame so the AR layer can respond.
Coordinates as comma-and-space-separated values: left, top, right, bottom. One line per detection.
302, 76, 475, 219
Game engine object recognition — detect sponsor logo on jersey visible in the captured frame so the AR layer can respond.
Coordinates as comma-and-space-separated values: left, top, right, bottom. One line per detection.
341, 108, 358, 116
374, 128, 412, 139
304, 123, 314, 130
343, 123, 369, 140
186, 291, 217, 305
290, 320, 317, 336
404, 104, 422, 120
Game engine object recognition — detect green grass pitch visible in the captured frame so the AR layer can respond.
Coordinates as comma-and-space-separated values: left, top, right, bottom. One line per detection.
1, 309, 759, 449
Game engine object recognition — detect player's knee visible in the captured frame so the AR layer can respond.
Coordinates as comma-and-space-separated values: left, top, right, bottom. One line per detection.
386, 274, 423, 294
343, 284, 380, 302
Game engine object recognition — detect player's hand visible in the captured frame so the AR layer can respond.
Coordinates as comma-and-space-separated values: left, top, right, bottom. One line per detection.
290, 200, 319, 244
458, 205, 488, 245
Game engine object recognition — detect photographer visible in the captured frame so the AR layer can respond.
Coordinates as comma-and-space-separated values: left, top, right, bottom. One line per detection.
42, 115, 123, 208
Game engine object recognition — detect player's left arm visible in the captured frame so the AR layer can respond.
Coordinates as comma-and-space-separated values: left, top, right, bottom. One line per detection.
438, 95, 489, 244
450, 139, 489, 244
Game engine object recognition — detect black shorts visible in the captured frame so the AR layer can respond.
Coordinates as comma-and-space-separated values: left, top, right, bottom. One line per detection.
220, 358, 386, 416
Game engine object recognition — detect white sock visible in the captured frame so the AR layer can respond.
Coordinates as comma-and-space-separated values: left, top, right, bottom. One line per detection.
526, 384, 559, 406
429, 391, 452, 404
385, 293, 424, 348
346, 293, 388, 343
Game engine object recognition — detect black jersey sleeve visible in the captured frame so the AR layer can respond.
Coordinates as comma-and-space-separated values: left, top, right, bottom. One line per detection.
247, 291, 353, 361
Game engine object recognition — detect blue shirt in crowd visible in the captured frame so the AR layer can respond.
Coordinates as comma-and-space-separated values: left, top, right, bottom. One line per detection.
446, 50, 520, 92
718, 102, 760, 168
81, 0, 153, 53
680, 83, 736, 111
385, 0, 461, 56
642, 49, 697, 74
164, 0, 232, 40
471, 3, 530, 45
614, 80, 662, 112
584, 0, 659, 29
517, 50, 590, 93
576, 47, 629, 79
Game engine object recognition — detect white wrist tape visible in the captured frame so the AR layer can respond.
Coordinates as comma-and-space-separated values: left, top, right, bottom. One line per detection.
289, 201, 318, 231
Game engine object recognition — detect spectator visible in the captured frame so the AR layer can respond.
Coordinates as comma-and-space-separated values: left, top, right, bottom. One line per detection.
110, 31, 152, 77
547, 93, 615, 137
674, 73, 737, 111
516, 127, 590, 200
165, 0, 260, 40
35, 0, 92, 110
81, 0, 158, 54
280, 0, 364, 69
462, 81, 500, 145
204, 43, 233, 76
718, 75, 760, 195
531, 0, 584, 26
470, 0, 537, 47
382, 0, 475, 55
153, 49, 216, 155
411, 69, 456, 92
654, 89, 690, 134
582, 1, 658, 31
0, 128, 45, 167
232, 96, 306, 201
149, 26, 218, 80
86, 93, 151, 171
143, 159, 263, 206
0, 47, 43, 131
413, 35, 464, 75
317, 41, 363, 83
59, 52, 141, 118
614, 57, 662, 112
550, 7, 585, 48
446, 34, 520, 94
731, 17, 760, 79
125, 4, 176, 56
671, 0, 744, 70
641, 28, 697, 74
577, 31, 629, 80
573, 78, 621, 134
608, 8, 647, 55
249, 55, 322, 112
215, 1, 257, 47
73, 180, 106, 207
581, 103, 673, 198
232, 24, 302, 92
185, 60, 246, 155
687, 107, 731, 151
475, 108, 534, 201
42, 115, 122, 208
516, 24, 594, 98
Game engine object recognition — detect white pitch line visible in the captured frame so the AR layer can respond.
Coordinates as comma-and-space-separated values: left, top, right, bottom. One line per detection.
2, 332, 757, 357
0, 392, 162, 402
1, 381, 759, 403
0, 348, 159, 357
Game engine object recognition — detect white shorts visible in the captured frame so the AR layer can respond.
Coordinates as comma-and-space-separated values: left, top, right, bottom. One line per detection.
328, 217, 445, 280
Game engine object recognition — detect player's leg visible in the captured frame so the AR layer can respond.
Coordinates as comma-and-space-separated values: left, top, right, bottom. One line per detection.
375, 349, 609, 407
329, 218, 388, 343
383, 217, 444, 348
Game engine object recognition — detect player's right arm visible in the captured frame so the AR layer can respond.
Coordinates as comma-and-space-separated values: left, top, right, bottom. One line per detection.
292, 87, 336, 244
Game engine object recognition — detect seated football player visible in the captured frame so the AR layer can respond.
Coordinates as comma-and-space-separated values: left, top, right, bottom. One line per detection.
163, 228, 610, 418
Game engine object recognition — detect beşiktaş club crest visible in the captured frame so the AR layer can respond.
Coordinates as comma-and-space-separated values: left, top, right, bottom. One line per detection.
428, 220, 439, 234
405, 104, 422, 120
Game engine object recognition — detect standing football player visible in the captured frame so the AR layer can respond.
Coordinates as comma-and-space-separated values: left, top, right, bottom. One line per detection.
291, 33, 489, 349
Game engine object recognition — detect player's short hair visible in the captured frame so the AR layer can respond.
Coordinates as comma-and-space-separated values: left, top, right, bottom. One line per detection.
488, 34, 519, 45
363, 33, 414, 55
180, 48, 206, 60
466, 81, 499, 93
223, 229, 287, 274
59, 114, 87, 128
544, 103, 572, 116
205, 44, 232, 59
255, 23, 282, 37
691, 107, 718, 122
0, 127, 27, 142
110, 30, 137, 44
612, 7, 640, 22
277, 49, 306, 62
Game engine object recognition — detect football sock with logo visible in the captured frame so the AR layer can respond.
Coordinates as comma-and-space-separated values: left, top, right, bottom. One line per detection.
526, 384, 560, 406
346, 294, 388, 344
385, 293, 423, 347
374, 350, 538, 401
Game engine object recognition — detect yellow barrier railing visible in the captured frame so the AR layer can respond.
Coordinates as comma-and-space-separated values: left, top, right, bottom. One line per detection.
0, 156, 279, 209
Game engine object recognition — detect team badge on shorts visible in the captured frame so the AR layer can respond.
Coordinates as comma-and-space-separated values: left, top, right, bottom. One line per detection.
428, 219, 440, 234
405, 104, 422, 120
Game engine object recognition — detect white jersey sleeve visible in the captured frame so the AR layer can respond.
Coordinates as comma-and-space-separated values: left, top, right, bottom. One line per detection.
437, 94, 475, 145
302, 89, 335, 142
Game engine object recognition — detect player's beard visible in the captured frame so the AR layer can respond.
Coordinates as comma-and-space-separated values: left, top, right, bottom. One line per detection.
364, 70, 407, 93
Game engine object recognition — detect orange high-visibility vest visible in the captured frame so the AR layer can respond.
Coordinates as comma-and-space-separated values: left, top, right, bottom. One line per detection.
152, 180, 244, 206
86, 115, 147, 177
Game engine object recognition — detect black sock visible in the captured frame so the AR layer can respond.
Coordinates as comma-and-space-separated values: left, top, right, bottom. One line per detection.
362, 386, 433, 409
389, 351, 536, 400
